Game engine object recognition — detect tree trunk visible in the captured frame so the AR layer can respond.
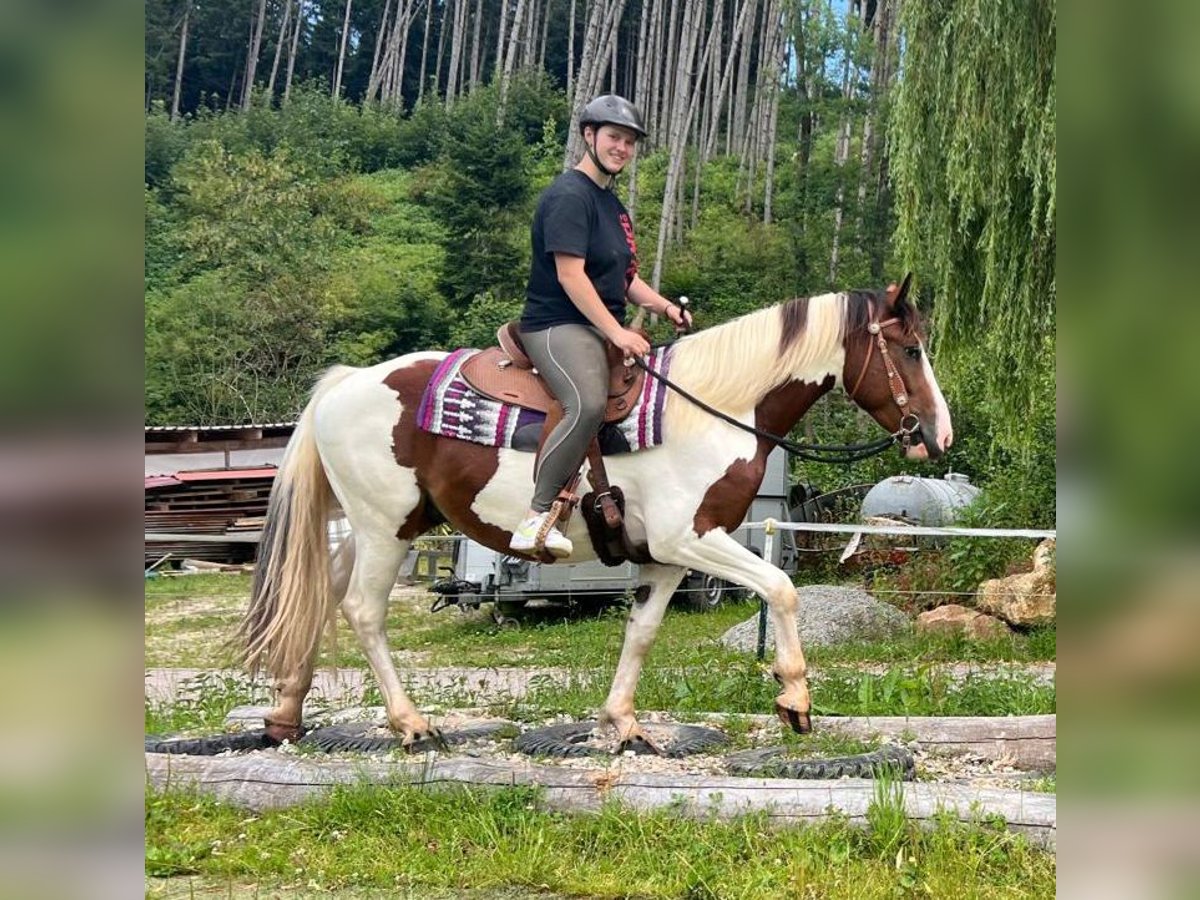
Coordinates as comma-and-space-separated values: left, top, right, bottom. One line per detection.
494, 0, 510, 81
651, 0, 711, 288
762, 0, 789, 224
730, 0, 756, 155
705, 0, 758, 160
171, 2, 191, 120
332, 0, 353, 100
497, 0, 529, 116
418, 0, 433, 101
434, 0, 450, 98
828, 0, 860, 284
284, 0, 302, 103
645, 0, 664, 143
657, 0, 681, 144
855, 0, 892, 270
445, 0, 464, 104
470, 0, 484, 87
567, 0, 577, 98
242, 0, 268, 109
395, 0, 418, 106
367, 0, 391, 100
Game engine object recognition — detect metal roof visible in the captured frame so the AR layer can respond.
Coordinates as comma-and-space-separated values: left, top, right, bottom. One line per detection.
145, 423, 296, 432
145, 466, 278, 488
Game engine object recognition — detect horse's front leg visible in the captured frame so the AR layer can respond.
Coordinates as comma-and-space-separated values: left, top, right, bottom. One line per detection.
665, 533, 812, 734
599, 563, 686, 752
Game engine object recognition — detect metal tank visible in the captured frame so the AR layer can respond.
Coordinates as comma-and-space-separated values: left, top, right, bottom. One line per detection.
859, 473, 981, 526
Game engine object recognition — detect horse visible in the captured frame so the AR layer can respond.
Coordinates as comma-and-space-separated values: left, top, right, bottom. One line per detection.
238, 276, 952, 749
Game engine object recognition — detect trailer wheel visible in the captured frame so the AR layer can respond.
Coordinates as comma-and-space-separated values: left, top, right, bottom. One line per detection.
680, 572, 737, 612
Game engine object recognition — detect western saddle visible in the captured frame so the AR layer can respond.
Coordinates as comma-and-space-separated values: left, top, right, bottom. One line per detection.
458, 322, 653, 565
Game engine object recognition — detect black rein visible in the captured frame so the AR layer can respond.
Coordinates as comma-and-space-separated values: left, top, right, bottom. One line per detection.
631, 356, 899, 465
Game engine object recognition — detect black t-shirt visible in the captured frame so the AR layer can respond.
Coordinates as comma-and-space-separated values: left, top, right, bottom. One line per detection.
521, 169, 639, 332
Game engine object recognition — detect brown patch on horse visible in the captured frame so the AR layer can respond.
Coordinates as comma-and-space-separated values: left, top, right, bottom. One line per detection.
691, 377, 833, 537
779, 296, 809, 356
381, 358, 552, 562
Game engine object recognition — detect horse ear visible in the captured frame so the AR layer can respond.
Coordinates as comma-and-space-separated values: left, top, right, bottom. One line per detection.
886, 273, 916, 328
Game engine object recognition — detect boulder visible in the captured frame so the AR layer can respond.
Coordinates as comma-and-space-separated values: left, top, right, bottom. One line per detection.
720, 584, 909, 653
977, 539, 1056, 627
916, 604, 1011, 639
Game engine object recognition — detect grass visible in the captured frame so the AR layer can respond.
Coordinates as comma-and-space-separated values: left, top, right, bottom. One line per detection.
145, 572, 1056, 671
146, 783, 1055, 899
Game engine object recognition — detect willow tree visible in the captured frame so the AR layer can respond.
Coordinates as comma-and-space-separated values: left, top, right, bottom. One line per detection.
890, 0, 1056, 448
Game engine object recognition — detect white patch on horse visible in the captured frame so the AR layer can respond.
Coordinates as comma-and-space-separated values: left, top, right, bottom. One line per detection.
919, 342, 954, 450
315, 354, 445, 536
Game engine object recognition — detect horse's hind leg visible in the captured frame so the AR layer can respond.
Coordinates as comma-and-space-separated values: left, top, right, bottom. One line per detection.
599, 563, 686, 748
264, 531, 356, 742
340, 533, 440, 745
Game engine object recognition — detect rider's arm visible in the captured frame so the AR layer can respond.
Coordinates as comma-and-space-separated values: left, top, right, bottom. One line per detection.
554, 253, 650, 357
627, 275, 692, 329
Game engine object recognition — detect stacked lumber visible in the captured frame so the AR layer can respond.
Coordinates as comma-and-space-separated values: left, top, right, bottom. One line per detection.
145, 468, 275, 565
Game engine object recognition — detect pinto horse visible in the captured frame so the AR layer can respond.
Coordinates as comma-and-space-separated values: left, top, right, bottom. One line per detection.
238, 276, 952, 748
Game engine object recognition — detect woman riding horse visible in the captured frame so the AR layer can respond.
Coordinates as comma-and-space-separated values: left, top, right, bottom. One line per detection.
510, 94, 692, 558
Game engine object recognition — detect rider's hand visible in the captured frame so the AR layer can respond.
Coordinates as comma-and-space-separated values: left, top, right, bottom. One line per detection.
666, 302, 693, 332
609, 327, 651, 359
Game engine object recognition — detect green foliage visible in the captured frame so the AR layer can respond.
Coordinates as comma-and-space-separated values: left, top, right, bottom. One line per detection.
891, 0, 1056, 450
421, 87, 537, 312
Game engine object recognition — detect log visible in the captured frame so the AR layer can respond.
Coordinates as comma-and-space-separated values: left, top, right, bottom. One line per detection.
144, 751, 1055, 848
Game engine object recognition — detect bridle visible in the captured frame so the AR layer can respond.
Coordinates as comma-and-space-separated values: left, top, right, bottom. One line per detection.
846, 303, 922, 452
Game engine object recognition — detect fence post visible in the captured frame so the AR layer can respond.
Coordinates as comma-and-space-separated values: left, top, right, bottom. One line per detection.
756, 519, 777, 661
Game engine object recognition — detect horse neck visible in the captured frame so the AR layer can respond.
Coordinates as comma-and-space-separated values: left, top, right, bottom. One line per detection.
755, 375, 837, 438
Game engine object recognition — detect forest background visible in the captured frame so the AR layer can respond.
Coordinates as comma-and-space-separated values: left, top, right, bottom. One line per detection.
144, 0, 1056, 585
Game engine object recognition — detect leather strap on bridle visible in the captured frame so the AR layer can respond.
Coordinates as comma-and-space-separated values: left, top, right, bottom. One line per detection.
847, 305, 920, 450
849, 316, 903, 405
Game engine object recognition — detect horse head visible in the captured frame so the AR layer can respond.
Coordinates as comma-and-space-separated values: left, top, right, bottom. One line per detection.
843, 274, 953, 460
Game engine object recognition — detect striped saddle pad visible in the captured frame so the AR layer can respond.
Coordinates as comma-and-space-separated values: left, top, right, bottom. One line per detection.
416, 346, 673, 454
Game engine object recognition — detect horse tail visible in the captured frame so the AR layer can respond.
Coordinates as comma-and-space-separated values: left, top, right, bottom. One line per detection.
237, 365, 357, 680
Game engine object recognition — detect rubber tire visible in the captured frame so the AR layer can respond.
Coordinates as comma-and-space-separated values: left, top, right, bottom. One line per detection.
725, 743, 916, 780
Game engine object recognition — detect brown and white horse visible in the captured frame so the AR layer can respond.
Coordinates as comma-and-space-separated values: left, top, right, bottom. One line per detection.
239, 277, 952, 747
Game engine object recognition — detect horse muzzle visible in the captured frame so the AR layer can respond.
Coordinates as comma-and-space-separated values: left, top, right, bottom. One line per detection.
903, 418, 951, 460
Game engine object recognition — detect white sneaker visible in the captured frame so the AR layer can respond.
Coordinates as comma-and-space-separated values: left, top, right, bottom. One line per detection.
509, 512, 573, 558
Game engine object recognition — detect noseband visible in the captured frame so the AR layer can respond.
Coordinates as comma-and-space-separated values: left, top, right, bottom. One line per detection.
847, 305, 921, 450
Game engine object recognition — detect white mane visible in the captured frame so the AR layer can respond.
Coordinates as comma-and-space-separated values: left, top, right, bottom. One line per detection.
663, 292, 848, 436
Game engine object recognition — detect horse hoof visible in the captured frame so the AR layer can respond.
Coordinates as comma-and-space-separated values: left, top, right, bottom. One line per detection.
617, 735, 662, 756
774, 703, 812, 735
264, 723, 304, 744
403, 728, 448, 753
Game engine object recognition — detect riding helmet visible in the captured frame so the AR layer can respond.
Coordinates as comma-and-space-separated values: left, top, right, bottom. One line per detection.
578, 94, 648, 140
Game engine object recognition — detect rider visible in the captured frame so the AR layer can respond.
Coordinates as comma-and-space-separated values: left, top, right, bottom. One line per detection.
509, 94, 692, 557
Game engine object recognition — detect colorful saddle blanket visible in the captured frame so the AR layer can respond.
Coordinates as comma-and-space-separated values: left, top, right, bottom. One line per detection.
416, 346, 673, 453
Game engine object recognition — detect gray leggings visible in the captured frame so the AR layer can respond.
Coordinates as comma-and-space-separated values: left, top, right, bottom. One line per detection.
521, 323, 609, 512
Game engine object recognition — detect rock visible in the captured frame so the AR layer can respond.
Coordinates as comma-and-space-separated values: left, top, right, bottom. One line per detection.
977, 538, 1056, 627
916, 604, 1011, 639
719, 584, 909, 652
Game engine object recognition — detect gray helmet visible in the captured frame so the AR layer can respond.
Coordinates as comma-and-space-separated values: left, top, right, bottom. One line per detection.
579, 94, 648, 140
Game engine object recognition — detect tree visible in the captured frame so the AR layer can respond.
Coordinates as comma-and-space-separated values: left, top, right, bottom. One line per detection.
427, 91, 532, 308
890, 0, 1056, 449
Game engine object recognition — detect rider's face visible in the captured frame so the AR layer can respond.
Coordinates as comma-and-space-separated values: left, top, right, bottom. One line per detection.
588, 125, 638, 172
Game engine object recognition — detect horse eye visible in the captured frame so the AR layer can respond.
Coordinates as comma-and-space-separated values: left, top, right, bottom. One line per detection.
904, 345, 922, 360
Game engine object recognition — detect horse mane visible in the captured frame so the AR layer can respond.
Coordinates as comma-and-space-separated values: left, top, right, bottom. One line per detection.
665, 292, 850, 435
